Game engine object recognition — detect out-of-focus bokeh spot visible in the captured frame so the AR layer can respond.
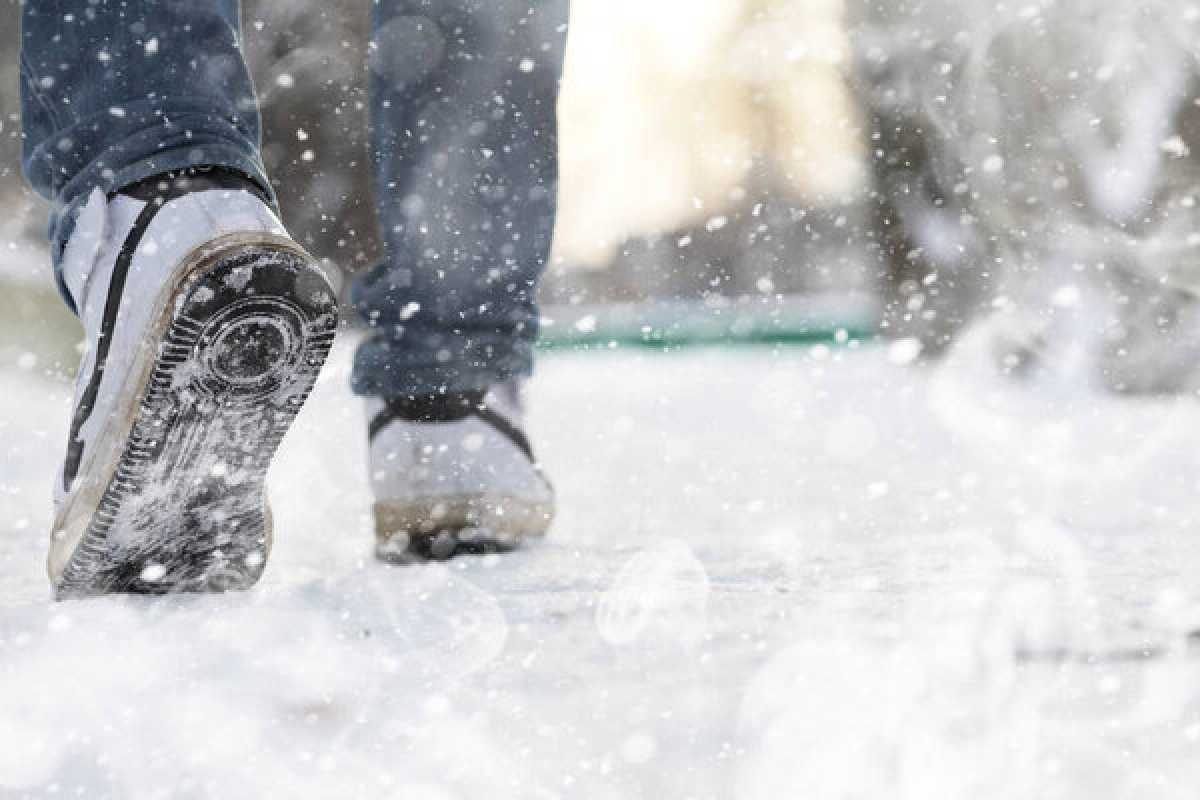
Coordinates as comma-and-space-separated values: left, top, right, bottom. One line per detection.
555, 0, 865, 268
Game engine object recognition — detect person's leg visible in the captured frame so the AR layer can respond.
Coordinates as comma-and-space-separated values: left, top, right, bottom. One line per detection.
352, 0, 569, 396
20, 0, 274, 303
21, 2, 339, 597
356, 0, 569, 561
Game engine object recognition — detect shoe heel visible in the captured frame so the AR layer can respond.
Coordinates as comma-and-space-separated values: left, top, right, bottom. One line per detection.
54, 238, 337, 598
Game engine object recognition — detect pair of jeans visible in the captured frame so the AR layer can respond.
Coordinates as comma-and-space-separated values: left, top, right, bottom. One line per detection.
19, 0, 568, 396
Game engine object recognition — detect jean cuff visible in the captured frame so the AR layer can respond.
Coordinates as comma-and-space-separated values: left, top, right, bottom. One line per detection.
351, 331, 535, 397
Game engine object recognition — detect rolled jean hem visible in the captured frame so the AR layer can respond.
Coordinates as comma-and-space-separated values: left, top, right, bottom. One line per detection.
350, 338, 535, 397
49, 144, 273, 312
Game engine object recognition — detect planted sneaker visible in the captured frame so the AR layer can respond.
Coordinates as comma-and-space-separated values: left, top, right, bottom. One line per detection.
50, 169, 338, 598
366, 381, 554, 562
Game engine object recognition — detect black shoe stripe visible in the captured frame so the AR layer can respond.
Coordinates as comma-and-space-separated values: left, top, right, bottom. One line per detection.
62, 199, 160, 493
366, 408, 395, 442
368, 393, 536, 463
62, 169, 270, 493
470, 405, 535, 463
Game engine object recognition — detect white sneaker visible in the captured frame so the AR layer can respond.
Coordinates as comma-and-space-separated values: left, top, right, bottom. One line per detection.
366, 380, 554, 562
50, 170, 339, 598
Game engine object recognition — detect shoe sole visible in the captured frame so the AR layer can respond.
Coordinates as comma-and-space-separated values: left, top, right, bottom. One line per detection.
51, 234, 338, 599
374, 495, 554, 564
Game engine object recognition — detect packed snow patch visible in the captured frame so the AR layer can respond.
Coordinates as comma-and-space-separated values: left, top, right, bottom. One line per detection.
3, 338, 1200, 797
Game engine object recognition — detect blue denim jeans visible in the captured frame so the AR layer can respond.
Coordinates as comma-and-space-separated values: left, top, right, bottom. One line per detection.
20, 0, 568, 396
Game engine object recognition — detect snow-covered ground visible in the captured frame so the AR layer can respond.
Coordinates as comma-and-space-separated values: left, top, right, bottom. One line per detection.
4, 333, 1200, 798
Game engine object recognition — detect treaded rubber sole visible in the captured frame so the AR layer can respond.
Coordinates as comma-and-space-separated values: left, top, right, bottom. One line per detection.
53, 240, 337, 598
374, 495, 554, 564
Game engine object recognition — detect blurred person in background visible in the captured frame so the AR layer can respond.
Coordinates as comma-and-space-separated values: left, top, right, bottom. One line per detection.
20, 0, 567, 597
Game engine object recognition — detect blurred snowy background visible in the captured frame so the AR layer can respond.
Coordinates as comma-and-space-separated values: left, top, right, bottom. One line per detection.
4, 0, 1200, 384
7, 1, 1200, 797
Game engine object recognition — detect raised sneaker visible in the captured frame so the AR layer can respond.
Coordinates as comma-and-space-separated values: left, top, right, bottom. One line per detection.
49, 169, 338, 598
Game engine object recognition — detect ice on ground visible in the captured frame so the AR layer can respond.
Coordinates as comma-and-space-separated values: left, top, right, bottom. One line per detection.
3, 337, 1200, 798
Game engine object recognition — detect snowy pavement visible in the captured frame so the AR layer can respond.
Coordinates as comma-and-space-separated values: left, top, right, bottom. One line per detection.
4, 334, 1200, 798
